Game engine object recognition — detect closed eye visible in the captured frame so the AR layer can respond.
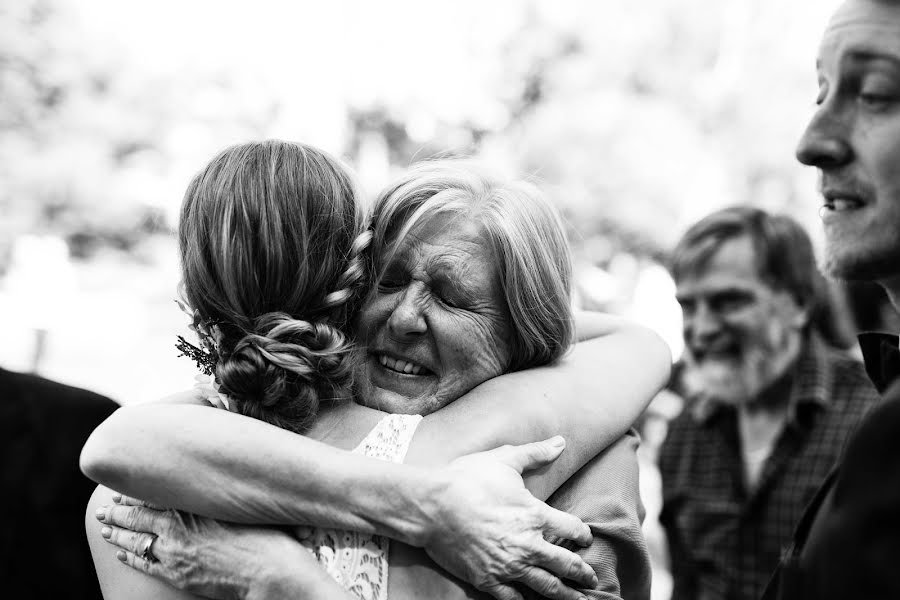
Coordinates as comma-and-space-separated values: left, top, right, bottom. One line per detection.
377, 275, 408, 292
858, 92, 896, 110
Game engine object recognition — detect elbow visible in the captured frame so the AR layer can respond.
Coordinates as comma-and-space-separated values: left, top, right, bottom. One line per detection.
79, 408, 133, 489
640, 325, 673, 390
601, 318, 673, 387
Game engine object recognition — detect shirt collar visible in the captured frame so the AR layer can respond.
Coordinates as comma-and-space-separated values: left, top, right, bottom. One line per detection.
689, 331, 833, 426
858, 331, 900, 394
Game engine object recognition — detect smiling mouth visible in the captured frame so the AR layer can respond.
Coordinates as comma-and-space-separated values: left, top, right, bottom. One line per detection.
692, 343, 740, 363
822, 197, 864, 212
377, 354, 430, 376
822, 186, 867, 212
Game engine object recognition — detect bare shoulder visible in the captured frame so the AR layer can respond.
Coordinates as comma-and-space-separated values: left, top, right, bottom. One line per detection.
85, 485, 197, 600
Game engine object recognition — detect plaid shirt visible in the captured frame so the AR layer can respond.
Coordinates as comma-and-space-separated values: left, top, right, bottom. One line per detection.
658, 333, 880, 600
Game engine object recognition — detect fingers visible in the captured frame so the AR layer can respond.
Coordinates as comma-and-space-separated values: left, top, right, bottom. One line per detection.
494, 436, 567, 473
96, 503, 165, 535
539, 505, 593, 547
531, 542, 598, 590
515, 565, 589, 600
100, 524, 161, 562
112, 493, 166, 510
115, 547, 159, 576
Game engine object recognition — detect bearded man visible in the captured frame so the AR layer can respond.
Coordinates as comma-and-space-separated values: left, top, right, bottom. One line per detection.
658, 206, 878, 600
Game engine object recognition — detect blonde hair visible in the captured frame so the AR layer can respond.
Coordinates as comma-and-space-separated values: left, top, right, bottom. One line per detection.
179, 140, 371, 433
370, 160, 574, 370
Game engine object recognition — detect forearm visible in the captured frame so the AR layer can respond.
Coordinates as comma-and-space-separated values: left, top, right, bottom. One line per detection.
409, 314, 671, 498
81, 404, 440, 546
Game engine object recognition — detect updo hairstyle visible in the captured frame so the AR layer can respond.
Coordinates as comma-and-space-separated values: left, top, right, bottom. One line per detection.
179, 140, 371, 433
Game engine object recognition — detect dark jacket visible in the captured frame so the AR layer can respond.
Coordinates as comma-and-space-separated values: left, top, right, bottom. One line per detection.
762, 333, 900, 599
0, 368, 118, 599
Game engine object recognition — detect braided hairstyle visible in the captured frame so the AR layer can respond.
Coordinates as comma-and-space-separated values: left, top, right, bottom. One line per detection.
178, 140, 372, 433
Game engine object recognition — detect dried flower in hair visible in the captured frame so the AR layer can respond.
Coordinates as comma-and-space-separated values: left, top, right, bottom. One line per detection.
176, 335, 217, 376
174, 282, 222, 376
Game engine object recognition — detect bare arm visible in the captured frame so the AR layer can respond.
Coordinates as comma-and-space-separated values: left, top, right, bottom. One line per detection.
408, 312, 671, 499
89, 442, 599, 600
86, 486, 354, 600
82, 313, 669, 515
83, 405, 453, 542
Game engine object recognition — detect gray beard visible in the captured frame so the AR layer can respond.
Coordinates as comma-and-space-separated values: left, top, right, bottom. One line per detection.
683, 360, 759, 405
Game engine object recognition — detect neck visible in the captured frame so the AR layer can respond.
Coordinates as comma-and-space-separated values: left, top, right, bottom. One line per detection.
743, 356, 796, 416
736, 357, 797, 457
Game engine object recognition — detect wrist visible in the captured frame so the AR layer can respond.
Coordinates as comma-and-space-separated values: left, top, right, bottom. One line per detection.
392, 467, 449, 548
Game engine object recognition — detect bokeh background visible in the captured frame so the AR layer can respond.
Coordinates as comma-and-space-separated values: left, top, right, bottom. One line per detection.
1, 0, 842, 597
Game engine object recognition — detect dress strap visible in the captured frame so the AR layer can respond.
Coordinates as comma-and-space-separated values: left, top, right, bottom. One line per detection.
353, 413, 423, 463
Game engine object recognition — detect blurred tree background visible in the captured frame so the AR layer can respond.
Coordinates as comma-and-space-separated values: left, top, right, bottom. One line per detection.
0, 1, 842, 596
1, 0, 838, 391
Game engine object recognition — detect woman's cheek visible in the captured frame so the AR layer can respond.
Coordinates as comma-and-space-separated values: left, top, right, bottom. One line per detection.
356, 292, 398, 337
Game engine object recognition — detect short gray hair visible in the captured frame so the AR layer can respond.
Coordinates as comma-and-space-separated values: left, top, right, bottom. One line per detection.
369, 159, 574, 370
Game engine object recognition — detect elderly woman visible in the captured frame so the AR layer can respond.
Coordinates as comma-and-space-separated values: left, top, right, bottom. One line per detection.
84, 157, 669, 600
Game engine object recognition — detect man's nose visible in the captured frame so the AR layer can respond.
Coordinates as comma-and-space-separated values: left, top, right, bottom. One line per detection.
796, 107, 853, 168
686, 302, 724, 344
387, 283, 428, 340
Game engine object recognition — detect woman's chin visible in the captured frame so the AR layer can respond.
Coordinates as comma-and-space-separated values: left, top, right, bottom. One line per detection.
358, 360, 438, 414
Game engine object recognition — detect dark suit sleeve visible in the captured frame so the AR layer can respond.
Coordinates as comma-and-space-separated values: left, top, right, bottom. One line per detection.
799, 380, 900, 600
544, 431, 651, 600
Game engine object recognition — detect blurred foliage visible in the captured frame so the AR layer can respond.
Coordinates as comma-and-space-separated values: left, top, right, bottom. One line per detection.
1, 0, 837, 268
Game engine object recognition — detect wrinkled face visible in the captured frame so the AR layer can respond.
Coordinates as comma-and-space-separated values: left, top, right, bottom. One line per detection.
354, 212, 512, 415
675, 236, 807, 405
796, 0, 900, 281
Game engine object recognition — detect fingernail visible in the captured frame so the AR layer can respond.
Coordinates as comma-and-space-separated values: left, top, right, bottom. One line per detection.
112, 493, 122, 503
116, 550, 127, 562
100, 527, 112, 539
95, 507, 106, 521
550, 435, 565, 448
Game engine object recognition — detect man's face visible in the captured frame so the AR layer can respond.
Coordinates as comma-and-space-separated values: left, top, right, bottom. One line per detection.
675, 236, 807, 404
353, 212, 512, 416
797, 0, 900, 281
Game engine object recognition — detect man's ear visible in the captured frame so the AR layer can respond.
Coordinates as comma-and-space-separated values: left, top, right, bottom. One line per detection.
777, 290, 812, 330
790, 297, 812, 330
793, 306, 811, 329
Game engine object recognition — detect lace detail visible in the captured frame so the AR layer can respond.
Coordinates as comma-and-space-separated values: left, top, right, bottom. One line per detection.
296, 413, 423, 600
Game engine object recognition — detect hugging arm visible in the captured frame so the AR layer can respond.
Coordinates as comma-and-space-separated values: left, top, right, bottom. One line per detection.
86, 486, 354, 600
81, 314, 668, 596
408, 311, 671, 498
87, 440, 595, 600
82, 313, 669, 511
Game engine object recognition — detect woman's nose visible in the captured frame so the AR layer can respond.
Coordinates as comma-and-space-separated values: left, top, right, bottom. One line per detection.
386, 284, 428, 339
796, 108, 853, 168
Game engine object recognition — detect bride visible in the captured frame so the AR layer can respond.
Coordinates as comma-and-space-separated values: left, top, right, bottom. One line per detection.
83, 141, 670, 599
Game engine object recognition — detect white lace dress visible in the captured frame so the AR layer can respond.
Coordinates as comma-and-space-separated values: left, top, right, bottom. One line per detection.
294, 413, 423, 600
193, 375, 421, 600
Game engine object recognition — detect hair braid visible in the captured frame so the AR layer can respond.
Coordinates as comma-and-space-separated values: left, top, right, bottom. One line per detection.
321, 228, 373, 320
